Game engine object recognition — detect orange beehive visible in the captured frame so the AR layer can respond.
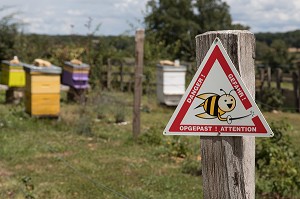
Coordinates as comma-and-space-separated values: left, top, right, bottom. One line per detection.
23, 63, 62, 117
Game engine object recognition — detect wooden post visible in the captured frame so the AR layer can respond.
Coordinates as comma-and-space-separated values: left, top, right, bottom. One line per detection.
132, 29, 145, 140
292, 71, 300, 112
298, 64, 300, 112
195, 30, 255, 199
276, 68, 282, 91
267, 67, 271, 88
107, 58, 112, 90
120, 61, 124, 91
259, 68, 265, 100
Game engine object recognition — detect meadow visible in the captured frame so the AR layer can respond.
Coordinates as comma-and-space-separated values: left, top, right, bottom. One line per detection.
0, 90, 299, 199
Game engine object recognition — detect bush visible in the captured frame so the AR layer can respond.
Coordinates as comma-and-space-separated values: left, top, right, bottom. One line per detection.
138, 125, 162, 145
259, 88, 285, 111
74, 107, 93, 136
158, 136, 191, 158
256, 121, 300, 198
181, 158, 202, 176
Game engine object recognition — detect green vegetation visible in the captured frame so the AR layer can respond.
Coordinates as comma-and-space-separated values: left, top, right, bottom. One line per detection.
144, 0, 248, 61
0, 92, 203, 198
256, 121, 300, 198
0, 92, 299, 198
0, 2, 300, 198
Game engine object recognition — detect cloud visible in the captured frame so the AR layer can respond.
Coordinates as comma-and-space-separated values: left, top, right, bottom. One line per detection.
1, 0, 298, 35
224, 0, 300, 32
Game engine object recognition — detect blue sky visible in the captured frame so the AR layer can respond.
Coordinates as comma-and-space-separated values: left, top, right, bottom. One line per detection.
1, 0, 299, 35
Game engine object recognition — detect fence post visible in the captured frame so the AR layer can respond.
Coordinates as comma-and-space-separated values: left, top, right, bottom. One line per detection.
132, 29, 145, 140
267, 66, 271, 88
293, 71, 300, 112
276, 68, 282, 91
298, 63, 300, 112
195, 30, 255, 199
259, 68, 265, 100
120, 61, 124, 91
107, 58, 112, 90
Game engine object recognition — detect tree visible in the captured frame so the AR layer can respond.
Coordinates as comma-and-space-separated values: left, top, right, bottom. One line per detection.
144, 0, 199, 60
0, 6, 20, 60
144, 0, 248, 61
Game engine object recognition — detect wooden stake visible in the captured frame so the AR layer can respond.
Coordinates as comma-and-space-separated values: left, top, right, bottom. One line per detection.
292, 71, 299, 112
107, 58, 112, 90
195, 31, 255, 199
120, 61, 124, 91
132, 29, 145, 140
267, 67, 271, 88
276, 68, 282, 91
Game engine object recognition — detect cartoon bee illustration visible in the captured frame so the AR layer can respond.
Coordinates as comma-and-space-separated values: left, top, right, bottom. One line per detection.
195, 89, 236, 124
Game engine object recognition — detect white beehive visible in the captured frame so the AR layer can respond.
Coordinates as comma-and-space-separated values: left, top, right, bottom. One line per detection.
156, 64, 187, 106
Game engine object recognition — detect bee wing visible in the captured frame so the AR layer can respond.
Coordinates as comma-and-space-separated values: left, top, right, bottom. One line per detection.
196, 93, 216, 100
195, 112, 216, 119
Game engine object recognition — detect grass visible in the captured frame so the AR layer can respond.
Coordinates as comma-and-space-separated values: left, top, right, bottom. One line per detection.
0, 91, 202, 199
0, 90, 299, 198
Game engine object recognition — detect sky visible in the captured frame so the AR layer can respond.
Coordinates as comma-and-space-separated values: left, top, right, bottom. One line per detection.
0, 0, 299, 36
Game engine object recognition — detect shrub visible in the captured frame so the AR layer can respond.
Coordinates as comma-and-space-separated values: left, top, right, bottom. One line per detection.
181, 158, 202, 176
259, 88, 285, 111
74, 107, 93, 136
164, 136, 191, 158
256, 121, 300, 198
138, 125, 162, 145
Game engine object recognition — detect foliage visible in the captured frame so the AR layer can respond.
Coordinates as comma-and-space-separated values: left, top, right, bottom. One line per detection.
160, 136, 192, 158
22, 176, 35, 199
256, 121, 300, 198
138, 124, 163, 145
259, 87, 285, 111
255, 30, 300, 48
0, 6, 20, 60
181, 157, 202, 176
144, 0, 248, 61
74, 106, 93, 136
256, 39, 295, 70
0, 92, 203, 198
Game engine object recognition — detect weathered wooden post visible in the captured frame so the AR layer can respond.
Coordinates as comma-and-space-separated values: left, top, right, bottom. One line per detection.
259, 68, 265, 88
195, 31, 256, 198
259, 68, 265, 100
132, 29, 145, 140
298, 64, 300, 112
276, 68, 282, 91
292, 71, 300, 112
107, 58, 112, 90
267, 66, 271, 88
120, 61, 124, 91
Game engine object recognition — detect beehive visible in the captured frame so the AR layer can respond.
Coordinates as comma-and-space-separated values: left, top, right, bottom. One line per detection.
62, 61, 90, 89
1, 60, 25, 87
23, 63, 62, 117
156, 64, 187, 106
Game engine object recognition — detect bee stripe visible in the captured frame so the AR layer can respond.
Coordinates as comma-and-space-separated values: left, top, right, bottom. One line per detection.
213, 96, 220, 115
204, 97, 211, 114
209, 96, 217, 115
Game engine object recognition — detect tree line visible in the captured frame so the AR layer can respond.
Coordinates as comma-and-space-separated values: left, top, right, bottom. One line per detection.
0, 1, 300, 81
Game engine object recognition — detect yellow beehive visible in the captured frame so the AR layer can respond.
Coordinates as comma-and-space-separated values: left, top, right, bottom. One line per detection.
23, 62, 62, 117
1, 61, 25, 87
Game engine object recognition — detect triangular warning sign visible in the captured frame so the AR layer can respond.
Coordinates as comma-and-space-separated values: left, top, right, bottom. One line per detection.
164, 38, 273, 137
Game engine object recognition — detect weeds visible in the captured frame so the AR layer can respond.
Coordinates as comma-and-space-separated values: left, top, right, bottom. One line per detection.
256, 121, 300, 198
21, 176, 35, 199
181, 158, 202, 176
